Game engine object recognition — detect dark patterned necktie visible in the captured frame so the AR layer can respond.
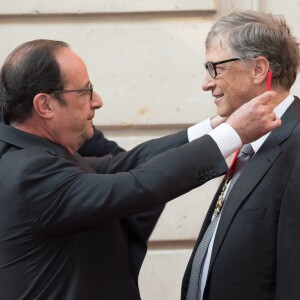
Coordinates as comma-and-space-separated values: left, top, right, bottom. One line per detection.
185, 144, 254, 300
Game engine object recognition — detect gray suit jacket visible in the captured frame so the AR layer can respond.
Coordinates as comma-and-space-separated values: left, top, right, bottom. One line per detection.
0, 124, 227, 300
182, 96, 300, 300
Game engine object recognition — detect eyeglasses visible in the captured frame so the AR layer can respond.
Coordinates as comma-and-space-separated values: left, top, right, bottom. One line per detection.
46, 83, 93, 100
204, 58, 241, 78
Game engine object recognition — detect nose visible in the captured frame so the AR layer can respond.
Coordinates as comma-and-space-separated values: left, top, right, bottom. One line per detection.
91, 91, 103, 110
202, 72, 216, 91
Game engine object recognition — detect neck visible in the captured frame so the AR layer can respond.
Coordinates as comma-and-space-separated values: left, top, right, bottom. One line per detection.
12, 118, 77, 155
270, 88, 290, 107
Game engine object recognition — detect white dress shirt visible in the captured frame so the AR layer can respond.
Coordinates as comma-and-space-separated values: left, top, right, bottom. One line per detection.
188, 120, 242, 159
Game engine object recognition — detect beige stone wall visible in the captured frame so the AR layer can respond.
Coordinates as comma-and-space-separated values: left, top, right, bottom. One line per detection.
1, 1, 300, 299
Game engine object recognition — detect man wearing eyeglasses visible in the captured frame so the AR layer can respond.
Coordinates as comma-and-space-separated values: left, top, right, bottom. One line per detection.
0, 39, 279, 300
181, 10, 300, 300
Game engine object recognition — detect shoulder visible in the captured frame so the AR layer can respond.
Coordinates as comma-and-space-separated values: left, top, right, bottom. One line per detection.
1, 146, 84, 184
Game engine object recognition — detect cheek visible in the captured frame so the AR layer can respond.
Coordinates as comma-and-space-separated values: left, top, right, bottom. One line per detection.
73, 105, 90, 120
226, 76, 255, 107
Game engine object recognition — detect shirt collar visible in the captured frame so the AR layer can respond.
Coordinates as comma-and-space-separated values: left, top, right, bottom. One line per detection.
251, 94, 294, 153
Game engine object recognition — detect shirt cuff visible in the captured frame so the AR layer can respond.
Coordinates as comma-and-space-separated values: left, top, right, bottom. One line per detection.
208, 123, 242, 158
187, 118, 212, 141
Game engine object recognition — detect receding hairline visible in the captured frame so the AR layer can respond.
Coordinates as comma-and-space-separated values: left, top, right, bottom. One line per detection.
5, 39, 70, 67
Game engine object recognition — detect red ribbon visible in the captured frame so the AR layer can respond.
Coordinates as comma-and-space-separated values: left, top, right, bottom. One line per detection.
266, 70, 273, 91
226, 149, 240, 180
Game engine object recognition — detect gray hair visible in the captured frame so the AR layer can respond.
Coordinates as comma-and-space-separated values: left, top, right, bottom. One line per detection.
205, 10, 300, 90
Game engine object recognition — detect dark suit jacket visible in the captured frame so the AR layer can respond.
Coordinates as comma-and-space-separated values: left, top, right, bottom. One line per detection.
182, 96, 300, 300
0, 123, 227, 300
0, 113, 163, 241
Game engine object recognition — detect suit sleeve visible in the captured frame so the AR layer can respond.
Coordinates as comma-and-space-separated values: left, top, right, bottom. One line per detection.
18, 134, 228, 235
77, 126, 164, 239
134, 204, 165, 240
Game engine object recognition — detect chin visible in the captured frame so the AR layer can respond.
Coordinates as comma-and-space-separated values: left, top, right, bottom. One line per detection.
87, 128, 95, 140
85, 133, 94, 142
218, 106, 235, 118
218, 110, 230, 118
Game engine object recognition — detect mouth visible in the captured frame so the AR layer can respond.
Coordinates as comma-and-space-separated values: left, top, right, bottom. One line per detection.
87, 118, 94, 125
213, 94, 224, 104
88, 114, 95, 121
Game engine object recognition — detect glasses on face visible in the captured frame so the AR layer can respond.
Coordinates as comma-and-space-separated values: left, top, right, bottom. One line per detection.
204, 58, 241, 78
46, 83, 94, 100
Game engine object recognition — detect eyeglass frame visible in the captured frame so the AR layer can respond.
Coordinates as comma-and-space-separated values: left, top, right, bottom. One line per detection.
204, 58, 241, 78
45, 83, 94, 101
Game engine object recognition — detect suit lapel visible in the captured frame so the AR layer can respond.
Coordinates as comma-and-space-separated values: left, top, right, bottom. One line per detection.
208, 96, 300, 275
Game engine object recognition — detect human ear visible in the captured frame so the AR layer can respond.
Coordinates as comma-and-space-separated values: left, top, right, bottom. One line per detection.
32, 93, 54, 119
253, 56, 270, 85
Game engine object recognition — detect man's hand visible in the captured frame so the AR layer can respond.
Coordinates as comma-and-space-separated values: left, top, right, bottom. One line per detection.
226, 91, 281, 144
